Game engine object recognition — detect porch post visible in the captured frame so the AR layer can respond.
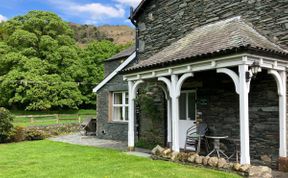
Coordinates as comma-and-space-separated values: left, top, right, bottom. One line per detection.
171, 74, 180, 152
128, 81, 135, 151
279, 71, 287, 157
158, 73, 193, 152
269, 70, 287, 157
128, 80, 144, 151
167, 98, 172, 146
239, 64, 251, 164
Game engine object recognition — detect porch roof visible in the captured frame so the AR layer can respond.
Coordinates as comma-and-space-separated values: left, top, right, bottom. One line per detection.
123, 17, 288, 74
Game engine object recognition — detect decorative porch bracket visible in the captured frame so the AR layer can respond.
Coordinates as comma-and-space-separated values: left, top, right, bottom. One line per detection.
158, 73, 193, 152
128, 80, 144, 151
268, 70, 287, 157
217, 65, 251, 164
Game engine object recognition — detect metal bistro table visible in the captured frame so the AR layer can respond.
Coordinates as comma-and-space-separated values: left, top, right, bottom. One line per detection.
206, 136, 229, 159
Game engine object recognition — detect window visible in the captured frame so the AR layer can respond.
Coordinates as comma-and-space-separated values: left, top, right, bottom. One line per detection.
179, 91, 196, 120
112, 92, 129, 122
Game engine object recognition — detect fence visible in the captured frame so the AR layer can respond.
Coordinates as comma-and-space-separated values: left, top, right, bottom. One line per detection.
15, 114, 83, 124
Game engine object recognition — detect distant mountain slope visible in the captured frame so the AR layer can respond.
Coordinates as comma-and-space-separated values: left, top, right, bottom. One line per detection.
98, 25, 135, 45
69, 23, 135, 45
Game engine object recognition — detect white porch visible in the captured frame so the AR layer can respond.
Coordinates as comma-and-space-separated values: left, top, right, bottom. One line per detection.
124, 54, 288, 165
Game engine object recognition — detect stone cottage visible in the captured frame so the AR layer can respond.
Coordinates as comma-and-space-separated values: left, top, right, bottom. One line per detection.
94, 0, 288, 167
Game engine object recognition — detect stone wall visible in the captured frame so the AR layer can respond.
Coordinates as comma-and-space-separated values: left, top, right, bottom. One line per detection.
188, 70, 279, 168
104, 59, 123, 78
137, 84, 167, 148
96, 58, 129, 141
136, 0, 288, 60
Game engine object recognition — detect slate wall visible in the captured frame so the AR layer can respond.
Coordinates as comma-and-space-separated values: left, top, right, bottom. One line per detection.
136, 0, 288, 60
96, 58, 129, 141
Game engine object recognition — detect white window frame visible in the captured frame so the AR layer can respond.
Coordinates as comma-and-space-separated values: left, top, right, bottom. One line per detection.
180, 90, 197, 121
112, 91, 129, 122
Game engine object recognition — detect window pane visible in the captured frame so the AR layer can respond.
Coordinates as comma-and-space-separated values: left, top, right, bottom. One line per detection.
125, 107, 129, 121
114, 93, 123, 104
179, 93, 187, 120
188, 92, 196, 120
125, 92, 129, 105
113, 107, 123, 121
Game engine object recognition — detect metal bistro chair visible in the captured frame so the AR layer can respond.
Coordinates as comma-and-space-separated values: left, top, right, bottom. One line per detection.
80, 118, 97, 136
184, 123, 209, 153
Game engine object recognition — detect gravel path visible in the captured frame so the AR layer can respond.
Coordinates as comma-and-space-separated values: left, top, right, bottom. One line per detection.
49, 133, 128, 150
49, 133, 151, 158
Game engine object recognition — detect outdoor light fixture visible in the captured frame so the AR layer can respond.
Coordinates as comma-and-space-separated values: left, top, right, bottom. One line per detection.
246, 61, 261, 82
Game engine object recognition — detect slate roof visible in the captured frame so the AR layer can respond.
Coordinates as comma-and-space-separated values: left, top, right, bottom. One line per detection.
124, 17, 288, 73
106, 46, 135, 61
131, 0, 148, 20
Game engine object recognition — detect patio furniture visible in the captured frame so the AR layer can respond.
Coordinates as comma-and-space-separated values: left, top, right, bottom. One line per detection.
184, 123, 209, 153
184, 125, 198, 151
80, 118, 97, 136
206, 136, 229, 159
227, 138, 240, 163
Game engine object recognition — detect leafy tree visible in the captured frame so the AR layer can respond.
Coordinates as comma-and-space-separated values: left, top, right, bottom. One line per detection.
0, 11, 83, 110
0, 10, 130, 110
79, 40, 121, 107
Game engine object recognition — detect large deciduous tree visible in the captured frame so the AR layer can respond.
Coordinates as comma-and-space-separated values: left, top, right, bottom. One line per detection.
0, 11, 83, 110
0, 11, 129, 110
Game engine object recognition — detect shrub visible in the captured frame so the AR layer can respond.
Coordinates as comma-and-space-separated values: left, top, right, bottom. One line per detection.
8, 126, 26, 142
25, 128, 47, 141
0, 107, 14, 143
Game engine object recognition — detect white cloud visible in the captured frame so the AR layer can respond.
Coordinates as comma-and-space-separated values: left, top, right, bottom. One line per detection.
70, 3, 125, 19
47, 0, 126, 24
114, 0, 141, 8
0, 14, 7, 22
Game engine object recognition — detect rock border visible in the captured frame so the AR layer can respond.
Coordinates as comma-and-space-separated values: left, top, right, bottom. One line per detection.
151, 145, 272, 178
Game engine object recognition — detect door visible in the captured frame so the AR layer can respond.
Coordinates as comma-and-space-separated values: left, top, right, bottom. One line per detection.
178, 90, 197, 149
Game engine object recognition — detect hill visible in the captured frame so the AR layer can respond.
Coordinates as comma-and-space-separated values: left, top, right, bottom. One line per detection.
69, 23, 135, 45
98, 25, 135, 45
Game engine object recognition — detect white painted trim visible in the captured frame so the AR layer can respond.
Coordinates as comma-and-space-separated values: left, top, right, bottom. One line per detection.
112, 91, 129, 122
125, 54, 244, 81
268, 70, 287, 157
124, 54, 288, 81
176, 73, 194, 97
239, 64, 251, 164
268, 70, 284, 96
128, 80, 144, 149
93, 52, 136, 93
217, 68, 240, 94
158, 74, 194, 152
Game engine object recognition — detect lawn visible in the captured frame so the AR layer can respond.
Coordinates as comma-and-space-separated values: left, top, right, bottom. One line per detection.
0, 140, 242, 178
11, 109, 96, 127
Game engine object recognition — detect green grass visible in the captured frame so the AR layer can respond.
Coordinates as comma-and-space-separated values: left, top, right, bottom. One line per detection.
11, 109, 96, 127
0, 140, 242, 178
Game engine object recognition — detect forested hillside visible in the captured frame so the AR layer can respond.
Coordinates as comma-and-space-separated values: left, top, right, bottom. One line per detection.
69, 23, 135, 46
0, 11, 132, 111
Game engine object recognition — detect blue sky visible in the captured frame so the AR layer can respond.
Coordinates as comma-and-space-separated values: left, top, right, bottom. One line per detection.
0, 0, 141, 26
